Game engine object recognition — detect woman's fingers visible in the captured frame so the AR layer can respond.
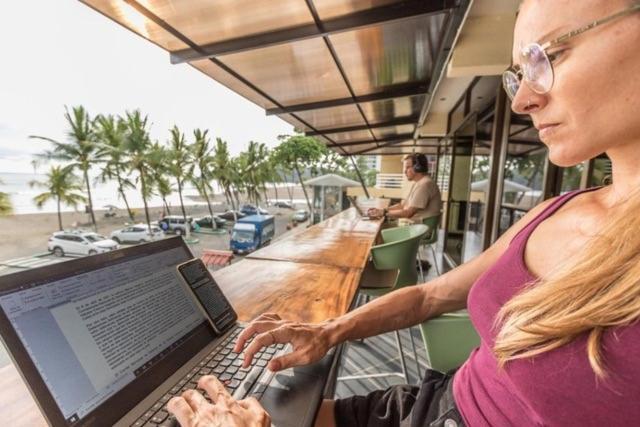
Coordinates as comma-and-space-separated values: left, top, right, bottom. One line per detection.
234, 317, 284, 353
182, 389, 208, 409
268, 348, 310, 371
239, 397, 272, 426
167, 396, 196, 427
241, 326, 293, 368
198, 375, 232, 406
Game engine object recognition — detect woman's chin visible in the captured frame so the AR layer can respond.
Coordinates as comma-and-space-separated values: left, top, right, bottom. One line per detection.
547, 146, 588, 168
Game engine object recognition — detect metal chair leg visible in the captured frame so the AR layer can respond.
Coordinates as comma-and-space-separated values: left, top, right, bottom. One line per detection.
429, 244, 440, 276
395, 330, 409, 384
417, 246, 424, 282
408, 327, 421, 382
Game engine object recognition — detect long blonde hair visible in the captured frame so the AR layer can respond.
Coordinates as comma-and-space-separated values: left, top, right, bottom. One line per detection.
493, 187, 640, 378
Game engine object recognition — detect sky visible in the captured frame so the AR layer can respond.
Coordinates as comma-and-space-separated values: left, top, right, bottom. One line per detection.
0, 0, 294, 174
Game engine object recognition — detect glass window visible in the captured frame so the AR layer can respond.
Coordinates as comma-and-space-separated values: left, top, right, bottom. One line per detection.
497, 138, 547, 237
589, 156, 612, 187
560, 164, 584, 194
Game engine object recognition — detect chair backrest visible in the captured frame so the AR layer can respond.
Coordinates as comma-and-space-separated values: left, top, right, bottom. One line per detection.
421, 214, 441, 245
371, 224, 428, 289
419, 310, 480, 373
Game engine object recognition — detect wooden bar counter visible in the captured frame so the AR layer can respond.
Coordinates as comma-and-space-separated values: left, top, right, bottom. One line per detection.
0, 201, 388, 426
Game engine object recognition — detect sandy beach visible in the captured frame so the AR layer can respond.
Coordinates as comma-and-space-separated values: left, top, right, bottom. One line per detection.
0, 186, 311, 262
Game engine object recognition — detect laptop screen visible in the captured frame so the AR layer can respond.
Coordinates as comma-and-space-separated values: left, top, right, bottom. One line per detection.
0, 238, 211, 425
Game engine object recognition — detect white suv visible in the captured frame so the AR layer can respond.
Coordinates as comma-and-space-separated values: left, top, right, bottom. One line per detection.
48, 230, 119, 257
110, 224, 164, 244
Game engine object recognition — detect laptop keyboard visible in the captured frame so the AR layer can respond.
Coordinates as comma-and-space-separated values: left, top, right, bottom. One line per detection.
131, 325, 284, 427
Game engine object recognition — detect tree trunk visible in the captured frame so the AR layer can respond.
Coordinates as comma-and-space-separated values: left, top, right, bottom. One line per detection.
139, 168, 152, 238
57, 198, 63, 231
177, 179, 191, 239
163, 198, 172, 215
295, 162, 313, 215
116, 166, 134, 220
286, 173, 293, 203
202, 181, 217, 230
82, 167, 97, 231
177, 179, 187, 220
272, 181, 279, 202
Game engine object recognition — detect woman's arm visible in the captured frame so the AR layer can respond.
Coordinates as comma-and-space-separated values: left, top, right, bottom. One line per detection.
236, 197, 558, 371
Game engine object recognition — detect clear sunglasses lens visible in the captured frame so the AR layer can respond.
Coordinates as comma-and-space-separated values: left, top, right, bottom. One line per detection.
502, 71, 520, 100
520, 43, 553, 94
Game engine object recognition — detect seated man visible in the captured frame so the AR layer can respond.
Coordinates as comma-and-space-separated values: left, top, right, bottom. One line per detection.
368, 153, 441, 223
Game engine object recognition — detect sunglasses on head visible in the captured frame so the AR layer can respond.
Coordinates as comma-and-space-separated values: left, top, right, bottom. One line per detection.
503, 4, 640, 101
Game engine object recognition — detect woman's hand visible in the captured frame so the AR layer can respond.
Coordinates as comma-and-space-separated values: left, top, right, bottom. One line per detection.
233, 313, 335, 371
167, 376, 270, 427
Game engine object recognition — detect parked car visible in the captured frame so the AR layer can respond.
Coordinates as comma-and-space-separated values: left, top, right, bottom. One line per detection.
158, 215, 195, 235
292, 210, 309, 223
217, 210, 246, 221
274, 201, 294, 209
48, 230, 119, 257
240, 204, 268, 216
110, 224, 164, 244
194, 215, 228, 229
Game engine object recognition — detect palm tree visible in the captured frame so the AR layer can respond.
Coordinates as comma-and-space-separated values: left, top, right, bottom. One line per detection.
30, 166, 86, 230
167, 126, 193, 223
30, 105, 102, 230
147, 142, 174, 216
122, 110, 154, 234
192, 129, 217, 229
94, 114, 135, 221
0, 179, 12, 216
211, 138, 237, 213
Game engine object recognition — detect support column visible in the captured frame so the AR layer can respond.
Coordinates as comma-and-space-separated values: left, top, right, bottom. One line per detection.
490, 91, 512, 244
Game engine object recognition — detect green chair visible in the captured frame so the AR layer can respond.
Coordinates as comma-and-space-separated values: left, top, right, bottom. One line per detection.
340, 224, 428, 384
419, 310, 480, 373
417, 214, 441, 280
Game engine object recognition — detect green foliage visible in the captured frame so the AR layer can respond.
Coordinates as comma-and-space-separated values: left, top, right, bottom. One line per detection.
30, 105, 103, 229
0, 179, 12, 216
30, 166, 86, 230
94, 114, 135, 220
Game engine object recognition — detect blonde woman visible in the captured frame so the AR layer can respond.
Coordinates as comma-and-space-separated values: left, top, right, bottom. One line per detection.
168, 1, 640, 426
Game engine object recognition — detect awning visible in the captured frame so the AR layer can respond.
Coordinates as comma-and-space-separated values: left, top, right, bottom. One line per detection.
304, 173, 361, 187
80, 0, 472, 156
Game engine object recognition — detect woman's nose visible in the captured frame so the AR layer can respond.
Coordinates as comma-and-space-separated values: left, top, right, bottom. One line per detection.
510, 82, 547, 114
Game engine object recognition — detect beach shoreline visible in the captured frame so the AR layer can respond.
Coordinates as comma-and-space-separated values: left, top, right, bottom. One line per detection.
0, 186, 310, 261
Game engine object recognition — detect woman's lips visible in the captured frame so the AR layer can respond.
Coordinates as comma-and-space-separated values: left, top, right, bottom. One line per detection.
538, 123, 561, 140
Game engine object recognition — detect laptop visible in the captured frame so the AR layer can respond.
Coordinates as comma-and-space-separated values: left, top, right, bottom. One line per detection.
0, 237, 334, 427
347, 196, 369, 219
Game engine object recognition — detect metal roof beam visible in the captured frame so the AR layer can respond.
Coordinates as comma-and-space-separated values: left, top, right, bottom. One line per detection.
305, 116, 418, 136
170, 0, 457, 63
266, 83, 428, 115
333, 134, 415, 147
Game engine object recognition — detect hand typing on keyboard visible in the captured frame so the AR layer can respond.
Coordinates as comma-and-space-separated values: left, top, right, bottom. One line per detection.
233, 313, 335, 371
167, 375, 270, 427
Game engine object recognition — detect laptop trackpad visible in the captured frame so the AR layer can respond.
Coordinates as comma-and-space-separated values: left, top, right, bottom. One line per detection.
259, 367, 326, 427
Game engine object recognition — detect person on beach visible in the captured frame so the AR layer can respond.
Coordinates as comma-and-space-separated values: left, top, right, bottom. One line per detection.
167, 1, 640, 425
367, 153, 442, 224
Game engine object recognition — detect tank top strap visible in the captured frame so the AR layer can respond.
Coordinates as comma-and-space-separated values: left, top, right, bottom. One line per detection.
509, 187, 600, 247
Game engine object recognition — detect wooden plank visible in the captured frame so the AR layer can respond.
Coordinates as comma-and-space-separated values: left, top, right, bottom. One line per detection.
247, 227, 375, 269
213, 258, 362, 323
0, 365, 47, 427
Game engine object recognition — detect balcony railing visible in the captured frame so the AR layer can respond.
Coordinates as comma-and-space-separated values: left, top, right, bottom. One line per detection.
376, 173, 403, 189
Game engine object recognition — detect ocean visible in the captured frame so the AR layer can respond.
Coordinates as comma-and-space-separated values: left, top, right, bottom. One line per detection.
0, 171, 209, 215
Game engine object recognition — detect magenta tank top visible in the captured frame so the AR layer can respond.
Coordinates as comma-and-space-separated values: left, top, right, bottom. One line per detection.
453, 189, 640, 426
